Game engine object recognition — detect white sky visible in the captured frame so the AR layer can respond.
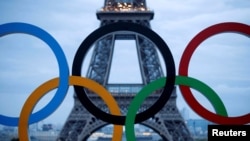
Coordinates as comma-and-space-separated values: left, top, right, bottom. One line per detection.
0, 0, 250, 126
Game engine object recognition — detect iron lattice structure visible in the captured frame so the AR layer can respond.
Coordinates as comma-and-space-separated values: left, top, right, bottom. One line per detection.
58, 0, 193, 140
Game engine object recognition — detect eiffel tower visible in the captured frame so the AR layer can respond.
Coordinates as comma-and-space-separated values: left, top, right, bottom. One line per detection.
57, 0, 193, 140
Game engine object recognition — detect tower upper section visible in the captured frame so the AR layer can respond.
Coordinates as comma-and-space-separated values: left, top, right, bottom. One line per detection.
102, 0, 149, 12
97, 0, 154, 23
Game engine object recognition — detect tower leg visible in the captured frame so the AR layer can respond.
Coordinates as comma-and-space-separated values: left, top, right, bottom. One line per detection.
58, 88, 193, 141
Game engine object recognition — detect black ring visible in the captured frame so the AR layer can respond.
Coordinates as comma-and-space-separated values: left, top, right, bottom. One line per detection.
72, 22, 175, 125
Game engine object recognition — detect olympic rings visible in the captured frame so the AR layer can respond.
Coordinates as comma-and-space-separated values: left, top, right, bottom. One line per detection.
0, 22, 69, 126
125, 75, 228, 141
179, 22, 250, 124
72, 22, 176, 125
0, 21, 249, 141
18, 76, 123, 141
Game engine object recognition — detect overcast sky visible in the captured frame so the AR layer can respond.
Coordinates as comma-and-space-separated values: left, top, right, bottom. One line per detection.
0, 0, 250, 126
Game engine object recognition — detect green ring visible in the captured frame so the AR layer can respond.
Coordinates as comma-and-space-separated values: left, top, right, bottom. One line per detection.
125, 75, 228, 141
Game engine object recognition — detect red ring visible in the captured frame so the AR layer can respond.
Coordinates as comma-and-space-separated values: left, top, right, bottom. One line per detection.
179, 22, 250, 124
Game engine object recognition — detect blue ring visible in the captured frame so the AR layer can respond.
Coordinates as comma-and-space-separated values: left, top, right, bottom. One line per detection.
0, 22, 69, 126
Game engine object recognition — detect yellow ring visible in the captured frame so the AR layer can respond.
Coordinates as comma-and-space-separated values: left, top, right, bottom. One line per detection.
18, 76, 122, 141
